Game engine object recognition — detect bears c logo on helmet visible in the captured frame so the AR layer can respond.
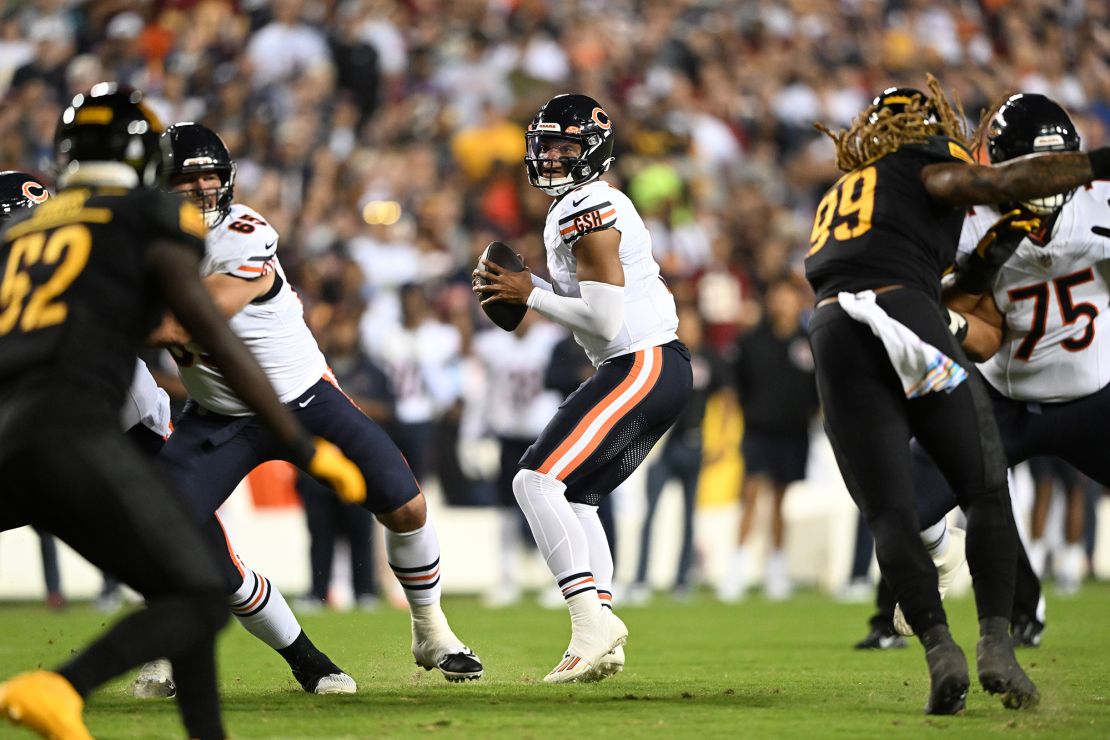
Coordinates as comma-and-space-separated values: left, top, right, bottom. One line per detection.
22, 181, 49, 204
591, 107, 611, 130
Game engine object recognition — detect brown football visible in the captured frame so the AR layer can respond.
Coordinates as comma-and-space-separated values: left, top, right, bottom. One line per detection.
476, 241, 528, 331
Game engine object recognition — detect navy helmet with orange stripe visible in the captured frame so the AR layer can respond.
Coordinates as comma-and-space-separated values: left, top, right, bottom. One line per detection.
0, 171, 49, 222
160, 122, 236, 227
525, 94, 615, 197
54, 82, 165, 189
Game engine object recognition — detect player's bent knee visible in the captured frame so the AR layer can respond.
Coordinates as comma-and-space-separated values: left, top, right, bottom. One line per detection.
512, 468, 563, 507
377, 492, 427, 533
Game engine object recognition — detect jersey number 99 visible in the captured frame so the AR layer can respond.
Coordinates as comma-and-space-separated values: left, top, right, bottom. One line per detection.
0, 224, 92, 336
807, 166, 877, 256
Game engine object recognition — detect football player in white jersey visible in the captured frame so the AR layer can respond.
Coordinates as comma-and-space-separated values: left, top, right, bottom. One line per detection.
474, 94, 693, 683
140, 123, 482, 696
875, 93, 1110, 647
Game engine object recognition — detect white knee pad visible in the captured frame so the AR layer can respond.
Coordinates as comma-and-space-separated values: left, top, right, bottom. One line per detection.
513, 468, 565, 506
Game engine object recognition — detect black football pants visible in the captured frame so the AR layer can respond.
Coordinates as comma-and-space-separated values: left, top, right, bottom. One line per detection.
0, 409, 228, 740
810, 288, 1018, 637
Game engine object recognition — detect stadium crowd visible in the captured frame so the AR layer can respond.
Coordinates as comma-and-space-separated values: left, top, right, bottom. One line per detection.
1, 0, 1107, 601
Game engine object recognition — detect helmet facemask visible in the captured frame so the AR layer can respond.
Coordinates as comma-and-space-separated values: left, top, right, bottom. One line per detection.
985, 94, 1080, 216
525, 131, 613, 196
168, 161, 234, 228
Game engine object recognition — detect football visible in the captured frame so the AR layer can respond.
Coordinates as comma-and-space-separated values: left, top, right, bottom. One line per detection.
476, 241, 528, 331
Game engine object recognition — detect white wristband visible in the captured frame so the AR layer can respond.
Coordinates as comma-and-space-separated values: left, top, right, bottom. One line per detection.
530, 273, 554, 292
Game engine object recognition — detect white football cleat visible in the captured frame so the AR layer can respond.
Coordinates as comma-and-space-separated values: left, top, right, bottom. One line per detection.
590, 644, 625, 681
543, 608, 628, 684
131, 659, 175, 699
894, 527, 967, 636
411, 608, 483, 682
312, 672, 357, 695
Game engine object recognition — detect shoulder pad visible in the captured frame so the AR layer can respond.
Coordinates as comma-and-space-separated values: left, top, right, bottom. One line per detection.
556, 183, 617, 244
910, 136, 976, 164
209, 204, 279, 279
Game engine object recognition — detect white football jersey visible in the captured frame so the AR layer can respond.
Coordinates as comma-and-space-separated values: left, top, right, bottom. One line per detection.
120, 359, 171, 436
471, 321, 565, 439
177, 204, 327, 415
369, 320, 462, 424
958, 181, 1110, 402
541, 180, 678, 366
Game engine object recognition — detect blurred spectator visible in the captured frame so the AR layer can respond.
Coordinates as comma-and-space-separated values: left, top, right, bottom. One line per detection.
10, 15, 74, 101
245, 0, 332, 89
461, 312, 565, 607
718, 276, 818, 602
34, 528, 64, 610
368, 282, 462, 482
628, 304, 728, 604
1027, 457, 1087, 595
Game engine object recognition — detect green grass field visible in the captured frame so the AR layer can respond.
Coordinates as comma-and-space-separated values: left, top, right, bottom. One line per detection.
2, 584, 1108, 739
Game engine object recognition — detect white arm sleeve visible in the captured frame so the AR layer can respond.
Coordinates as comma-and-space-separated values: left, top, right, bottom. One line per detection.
527, 280, 624, 341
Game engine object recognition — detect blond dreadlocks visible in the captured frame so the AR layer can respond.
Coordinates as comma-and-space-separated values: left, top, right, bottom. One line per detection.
816, 74, 974, 172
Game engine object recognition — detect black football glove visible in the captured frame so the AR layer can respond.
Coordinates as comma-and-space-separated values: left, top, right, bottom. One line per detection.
954, 209, 1041, 295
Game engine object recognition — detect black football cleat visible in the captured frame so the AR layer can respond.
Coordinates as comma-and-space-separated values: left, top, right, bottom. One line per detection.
1011, 615, 1044, 648
418, 648, 483, 683
854, 625, 907, 651
977, 619, 1039, 710
922, 626, 970, 716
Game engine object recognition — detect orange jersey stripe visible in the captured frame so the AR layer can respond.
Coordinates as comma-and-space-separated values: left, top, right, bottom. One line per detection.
238, 265, 265, 273
538, 347, 663, 480
537, 351, 647, 476
214, 512, 245, 578
598, 208, 616, 220
556, 347, 662, 478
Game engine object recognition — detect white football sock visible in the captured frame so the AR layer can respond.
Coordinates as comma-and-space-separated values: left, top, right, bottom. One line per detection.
386, 521, 442, 607
514, 469, 599, 623
230, 567, 300, 650
571, 501, 615, 608
513, 469, 592, 579
920, 518, 950, 560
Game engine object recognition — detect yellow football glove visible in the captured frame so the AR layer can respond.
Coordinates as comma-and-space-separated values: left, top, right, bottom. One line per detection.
307, 438, 366, 505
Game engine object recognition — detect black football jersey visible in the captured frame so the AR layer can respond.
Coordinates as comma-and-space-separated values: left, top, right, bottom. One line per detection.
0, 186, 206, 411
804, 136, 975, 302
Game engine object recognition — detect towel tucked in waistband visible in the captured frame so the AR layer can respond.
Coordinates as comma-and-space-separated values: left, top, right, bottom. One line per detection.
837, 290, 968, 398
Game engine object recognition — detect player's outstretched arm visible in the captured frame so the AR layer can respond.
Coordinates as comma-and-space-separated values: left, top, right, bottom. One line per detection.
146, 238, 366, 503
922, 147, 1110, 207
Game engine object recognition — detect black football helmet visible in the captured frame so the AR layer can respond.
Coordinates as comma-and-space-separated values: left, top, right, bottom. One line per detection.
987, 93, 1080, 214
55, 82, 164, 188
867, 87, 937, 126
160, 122, 236, 227
0, 171, 49, 222
525, 94, 615, 196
